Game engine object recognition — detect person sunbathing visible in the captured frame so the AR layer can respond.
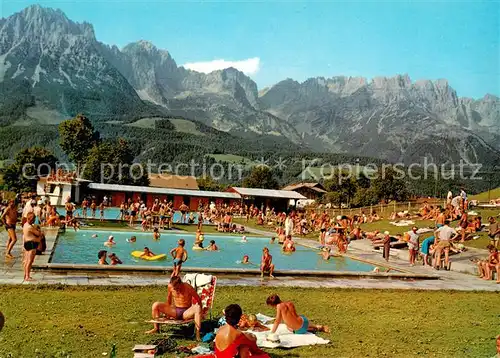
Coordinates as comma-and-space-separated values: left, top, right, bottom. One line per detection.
214, 304, 270, 358
146, 275, 203, 340
266, 294, 329, 334
481, 246, 500, 282
238, 313, 270, 332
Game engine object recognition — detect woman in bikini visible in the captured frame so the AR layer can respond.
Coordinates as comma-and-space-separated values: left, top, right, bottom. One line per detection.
213, 304, 269, 358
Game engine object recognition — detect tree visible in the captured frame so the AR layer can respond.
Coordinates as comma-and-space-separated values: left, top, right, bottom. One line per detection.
3, 147, 57, 192
81, 138, 149, 185
197, 175, 222, 191
371, 167, 409, 202
58, 114, 99, 172
242, 166, 279, 189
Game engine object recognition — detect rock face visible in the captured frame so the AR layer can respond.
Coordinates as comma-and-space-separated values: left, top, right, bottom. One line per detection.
0, 5, 498, 164
259, 75, 500, 163
0, 5, 147, 121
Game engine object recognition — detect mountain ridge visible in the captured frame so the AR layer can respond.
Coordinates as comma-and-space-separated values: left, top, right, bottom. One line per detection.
0, 4, 498, 164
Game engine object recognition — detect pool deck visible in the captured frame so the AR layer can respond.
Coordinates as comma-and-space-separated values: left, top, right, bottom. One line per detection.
1, 226, 499, 291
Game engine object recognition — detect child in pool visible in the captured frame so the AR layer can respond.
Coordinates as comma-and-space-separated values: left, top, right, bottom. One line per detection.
104, 235, 116, 246
207, 240, 218, 251
109, 253, 123, 265
127, 236, 137, 243
141, 247, 155, 258
153, 227, 160, 241
170, 239, 188, 277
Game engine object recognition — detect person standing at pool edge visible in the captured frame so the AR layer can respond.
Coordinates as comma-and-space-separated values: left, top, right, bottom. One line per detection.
1, 200, 18, 259
260, 247, 275, 278
170, 239, 188, 277
23, 212, 43, 281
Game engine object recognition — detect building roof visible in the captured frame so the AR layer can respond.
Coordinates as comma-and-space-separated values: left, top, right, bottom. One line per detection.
148, 174, 199, 190
87, 183, 240, 199
282, 182, 326, 193
230, 187, 306, 200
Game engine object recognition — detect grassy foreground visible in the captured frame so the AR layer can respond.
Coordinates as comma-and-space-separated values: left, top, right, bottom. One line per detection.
0, 286, 498, 358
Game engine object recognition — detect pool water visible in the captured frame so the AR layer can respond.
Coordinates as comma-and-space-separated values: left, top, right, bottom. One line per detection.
56, 207, 201, 223
51, 230, 376, 272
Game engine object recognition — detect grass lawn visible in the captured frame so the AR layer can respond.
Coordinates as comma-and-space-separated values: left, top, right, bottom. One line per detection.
0, 286, 498, 358
470, 187, 500, 202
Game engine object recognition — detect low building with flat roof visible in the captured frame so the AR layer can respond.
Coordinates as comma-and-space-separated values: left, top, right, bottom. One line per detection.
227, 187, 306, 211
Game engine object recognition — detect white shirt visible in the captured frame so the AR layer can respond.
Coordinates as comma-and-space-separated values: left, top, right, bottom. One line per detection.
407, 231, 419, 249
436, 226, 456, 241
447, 191, 453, 200
451, 196, 461, 208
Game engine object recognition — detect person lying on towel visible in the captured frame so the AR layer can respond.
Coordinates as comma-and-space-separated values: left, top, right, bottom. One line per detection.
266, 294, 329, 334
146, 275, 202, 340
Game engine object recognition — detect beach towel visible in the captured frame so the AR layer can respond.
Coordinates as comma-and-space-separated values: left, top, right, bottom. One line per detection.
390, 220, 415, 227
250, 323, 330, 349
255, 313, 274, 324
416, 228, 433, 234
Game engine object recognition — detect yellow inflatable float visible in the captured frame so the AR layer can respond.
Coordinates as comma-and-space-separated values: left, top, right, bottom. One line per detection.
131, 251, 167, 261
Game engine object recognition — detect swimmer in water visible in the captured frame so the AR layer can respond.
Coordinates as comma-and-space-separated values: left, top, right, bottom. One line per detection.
92, 234, 98, 238
241, 235, 248, 243
282, 235, 296, 253
109, 253, 123, 265
270, 237, 276, 244
319, 247, 332, 261
104, 235, 116, 246
153, 227, 160, 241
141, 247, 155, 258
127, 236, 137, 243
242, 255, 250, 264
206, 240, 218, 251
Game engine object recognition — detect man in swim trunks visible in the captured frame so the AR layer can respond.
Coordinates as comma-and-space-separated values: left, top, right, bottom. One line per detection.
146, 275, 202, 339
23, 212, 43, 281
1, 200, 18, 258
266, 294, 329, 334
170, 239, 188, 277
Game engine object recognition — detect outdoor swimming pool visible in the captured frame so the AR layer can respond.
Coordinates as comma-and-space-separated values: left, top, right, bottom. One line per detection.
51, 230, 377, 272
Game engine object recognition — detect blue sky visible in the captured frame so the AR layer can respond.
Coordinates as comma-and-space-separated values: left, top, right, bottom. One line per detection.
2, 1, 499, 98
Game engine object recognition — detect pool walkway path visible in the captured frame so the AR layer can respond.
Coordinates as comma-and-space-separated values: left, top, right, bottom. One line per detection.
0, 227, 499, 291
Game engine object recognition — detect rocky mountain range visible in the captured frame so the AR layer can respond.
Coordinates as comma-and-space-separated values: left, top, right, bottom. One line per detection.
0, 5, 498, 164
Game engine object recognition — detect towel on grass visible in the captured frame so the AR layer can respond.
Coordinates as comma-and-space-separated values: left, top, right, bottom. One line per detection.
250, 323, 330, 349
390, 220, 415, 227
255, 313, 274, 324
416, 228, 433, 234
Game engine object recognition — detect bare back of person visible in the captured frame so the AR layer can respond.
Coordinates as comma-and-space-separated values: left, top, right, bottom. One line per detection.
277, 301, 303, 331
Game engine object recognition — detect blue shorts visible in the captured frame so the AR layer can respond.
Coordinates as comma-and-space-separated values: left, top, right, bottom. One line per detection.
436, 224, 443, 228
294, 315, 309, 334
173, 258, 182, 266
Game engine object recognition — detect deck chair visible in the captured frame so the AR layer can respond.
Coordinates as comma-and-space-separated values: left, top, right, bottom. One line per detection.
147, 274, 217, 331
